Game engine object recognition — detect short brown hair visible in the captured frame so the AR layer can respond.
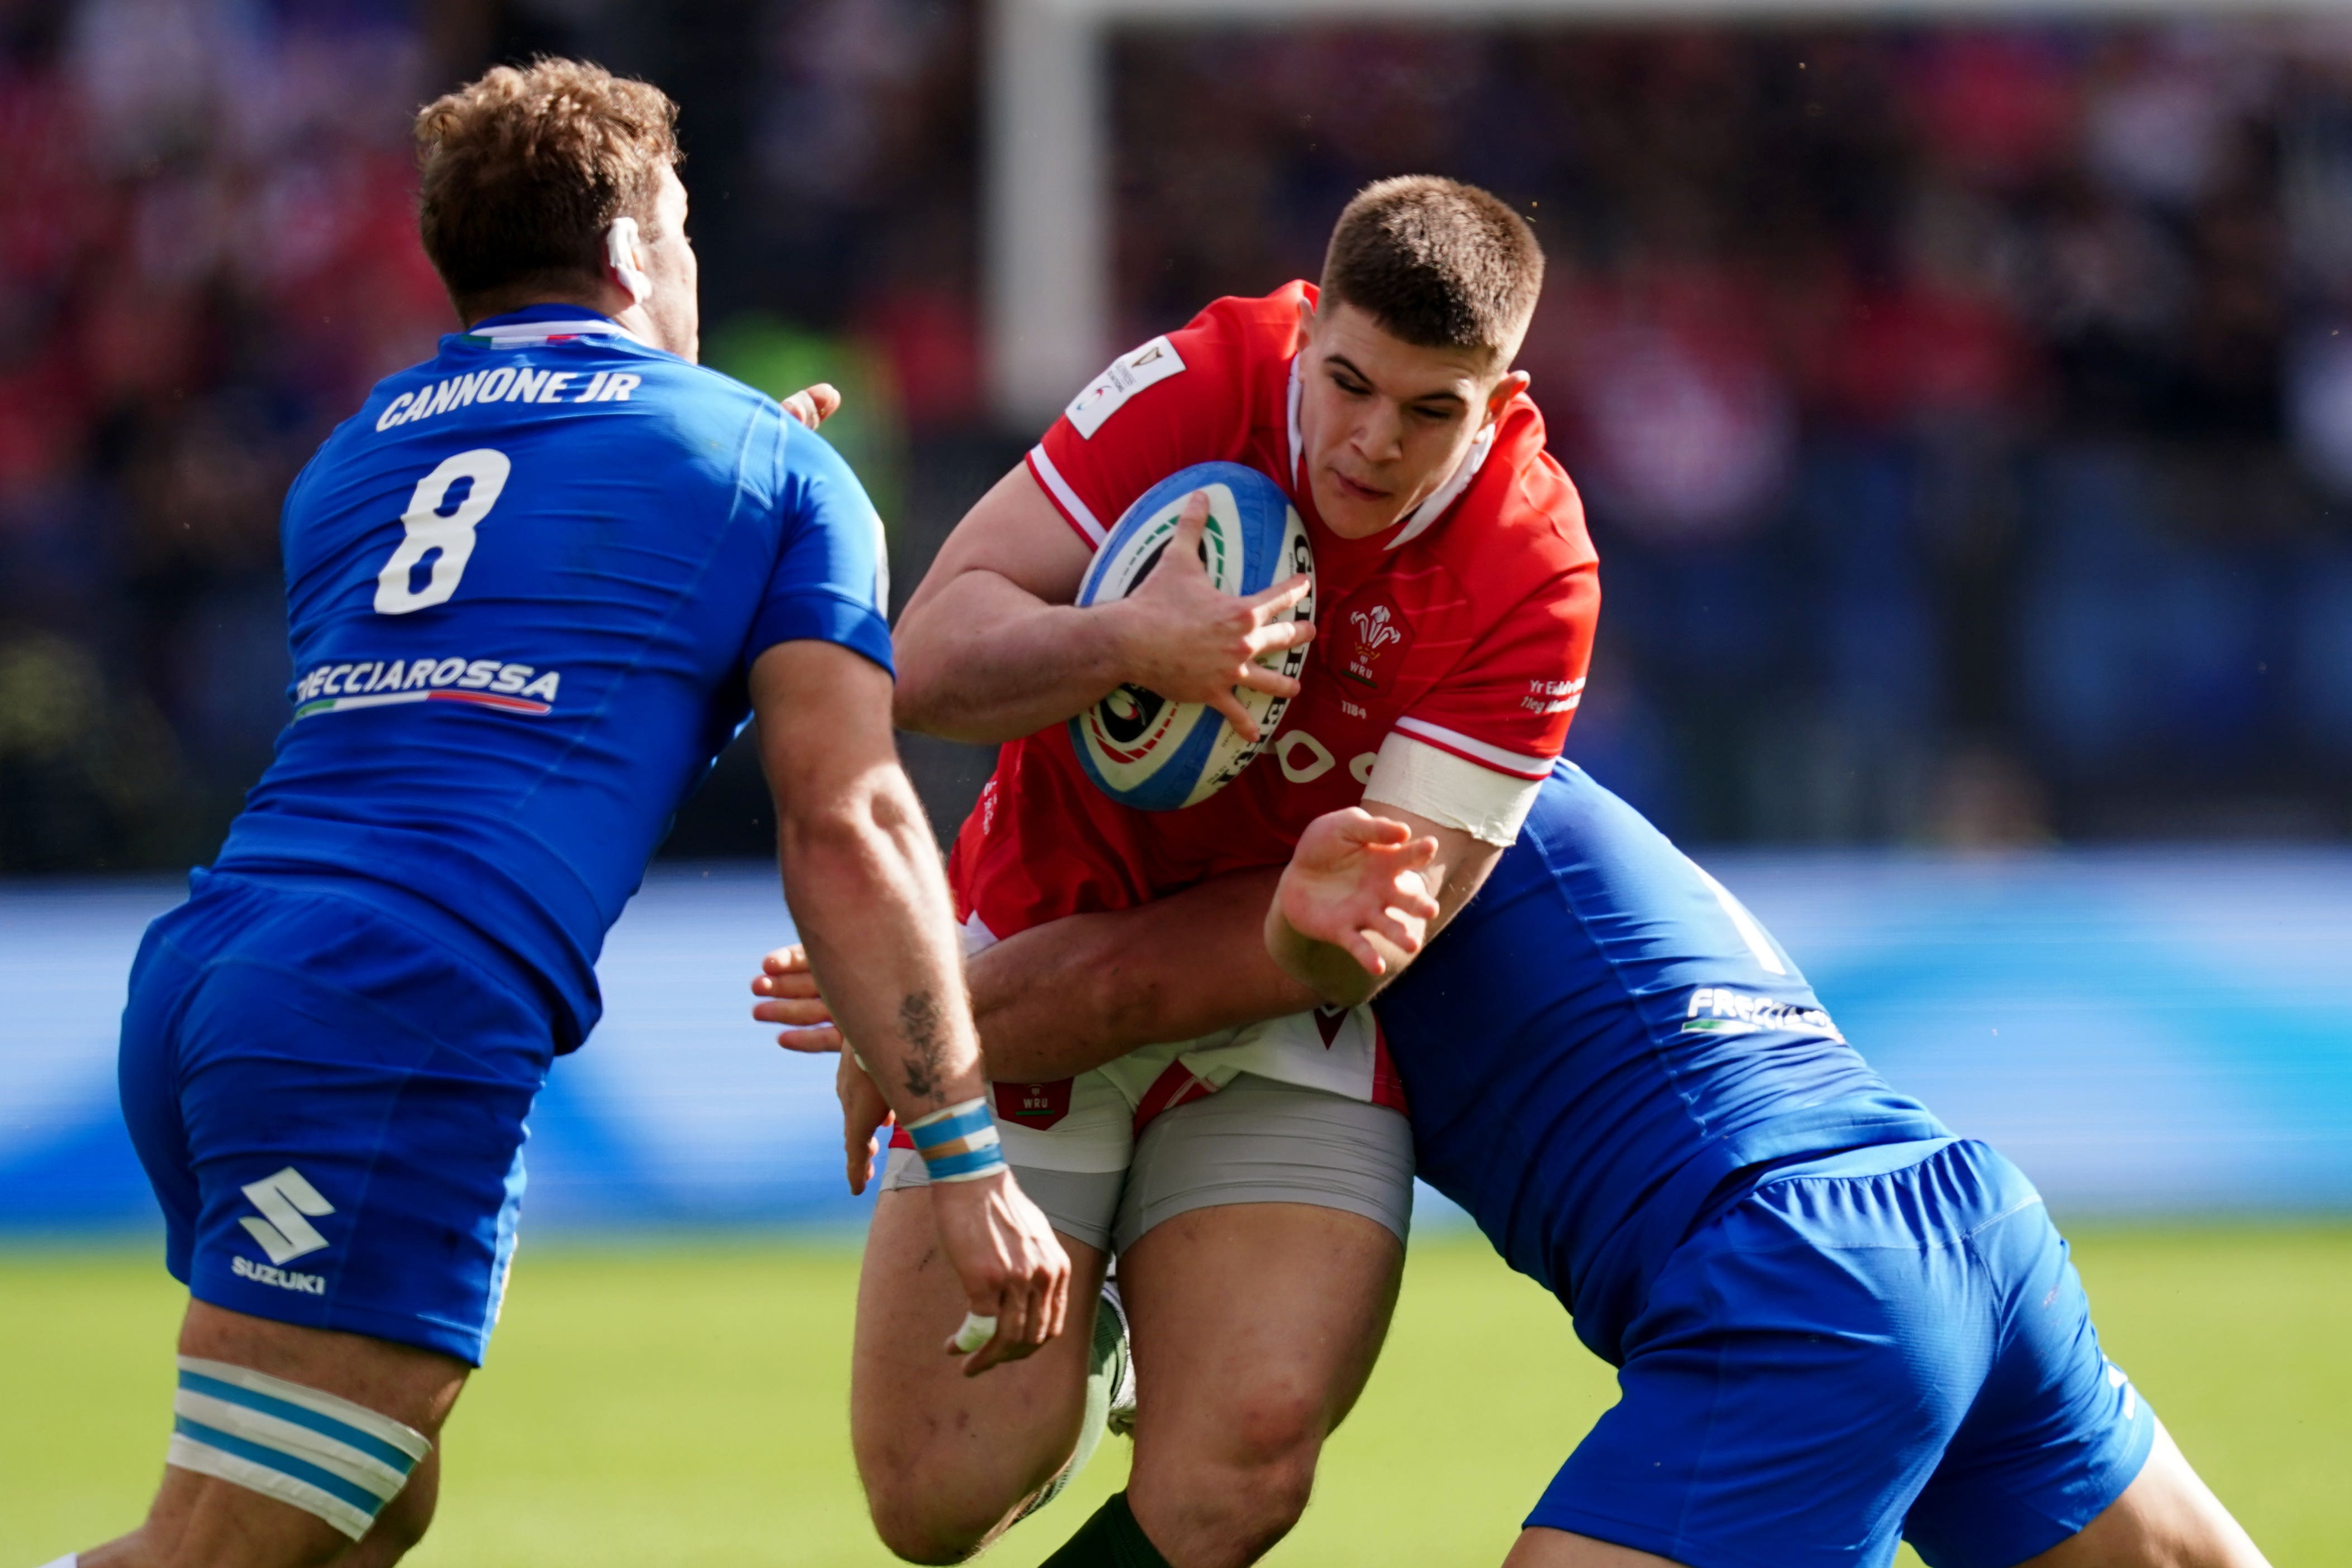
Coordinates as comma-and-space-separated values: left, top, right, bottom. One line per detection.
1319, 176, 1544, 359
415, 58, 681, 315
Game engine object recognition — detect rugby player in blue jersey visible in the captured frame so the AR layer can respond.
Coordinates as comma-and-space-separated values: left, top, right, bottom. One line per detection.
50, 59, 1068, 1568
761, 765, 2266, 1567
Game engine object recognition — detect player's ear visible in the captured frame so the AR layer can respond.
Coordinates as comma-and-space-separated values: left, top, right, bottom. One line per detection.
605, 217, 652, 306
1295, 294, 1317, 352
1486, 369, 1530, 428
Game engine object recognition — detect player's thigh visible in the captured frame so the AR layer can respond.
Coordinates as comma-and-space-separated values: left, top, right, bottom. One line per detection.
851, 1179, 1112, 1501
87, 1302, 464, 1568
1119, 1198, 1403, 1446
1114, 1077, 1414, 1463
340, 1440, 442, 1567
852, 1068, 1129, 1503
180, 1300, 467, 1439
2012, 1422, 2269, 1568
186, 1306, 459, 1568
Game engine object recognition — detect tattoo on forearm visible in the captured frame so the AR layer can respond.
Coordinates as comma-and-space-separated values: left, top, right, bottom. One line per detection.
898, 989, 948, 1102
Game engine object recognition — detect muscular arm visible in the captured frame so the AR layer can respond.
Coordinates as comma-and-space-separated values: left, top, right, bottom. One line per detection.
969, 869, 1311, 1081
753, 639, 986, 1116
753, 636, 1072, 1372
965, 804, 1501, 1081
890, 466, 1114, 741
750, 703, 1508, 1073
892, 464, 1312, 744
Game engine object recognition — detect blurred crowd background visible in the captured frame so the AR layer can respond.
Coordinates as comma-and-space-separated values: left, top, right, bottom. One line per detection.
1119, 23, 2352, 847
4, 0, 2352, 871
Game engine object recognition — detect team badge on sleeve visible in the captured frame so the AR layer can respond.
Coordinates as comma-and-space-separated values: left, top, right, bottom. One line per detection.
1067, 336, 1187, 439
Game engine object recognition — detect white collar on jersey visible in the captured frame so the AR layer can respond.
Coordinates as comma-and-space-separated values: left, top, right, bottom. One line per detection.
1285, 354, 1498, 552
469, 317, 646, 347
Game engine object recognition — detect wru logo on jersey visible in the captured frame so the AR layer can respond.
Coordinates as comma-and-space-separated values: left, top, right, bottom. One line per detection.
1349, 603, 1403, 651
1337, 595, 1413, 691
233, 1167, 334, 1295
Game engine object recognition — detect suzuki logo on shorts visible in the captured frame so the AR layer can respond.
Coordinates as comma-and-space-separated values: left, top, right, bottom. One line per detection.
238, 1167, 335, 1265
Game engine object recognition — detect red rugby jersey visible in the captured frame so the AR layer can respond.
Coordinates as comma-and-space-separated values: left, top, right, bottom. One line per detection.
950, 281, 1599, 940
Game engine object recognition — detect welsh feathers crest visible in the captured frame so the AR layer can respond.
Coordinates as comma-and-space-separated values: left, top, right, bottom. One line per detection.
1351, 603, 1403, 651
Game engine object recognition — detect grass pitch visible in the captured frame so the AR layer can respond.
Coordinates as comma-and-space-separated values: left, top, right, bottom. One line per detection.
4, 1225, 2344, 1566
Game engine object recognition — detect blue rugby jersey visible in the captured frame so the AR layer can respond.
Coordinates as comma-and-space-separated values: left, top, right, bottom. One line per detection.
1375, 763, 1949, 1364
212, 305, 891, 1048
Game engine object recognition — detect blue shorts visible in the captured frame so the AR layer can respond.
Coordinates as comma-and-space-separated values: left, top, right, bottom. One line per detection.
119, 870, 557, 1366
1531, 1138, 2154, 1568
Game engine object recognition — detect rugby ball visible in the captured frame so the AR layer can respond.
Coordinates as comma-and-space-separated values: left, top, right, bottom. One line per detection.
1070, 463, 1314, 811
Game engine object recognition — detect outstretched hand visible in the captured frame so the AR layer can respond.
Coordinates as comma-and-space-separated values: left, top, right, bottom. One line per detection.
836, 1048, 893, 1196
752, 944, 843, 1053
779, 382, 841, 429
1272, 808, 1442, 980
1108, 490, 1314, 744
754, 947, 874, 1188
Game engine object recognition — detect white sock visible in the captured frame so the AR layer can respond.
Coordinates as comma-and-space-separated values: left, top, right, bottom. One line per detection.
37, 1556, 78, 1567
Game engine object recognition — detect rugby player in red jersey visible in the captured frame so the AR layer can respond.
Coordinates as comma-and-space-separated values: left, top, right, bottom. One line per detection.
763, 178, 1596, 1568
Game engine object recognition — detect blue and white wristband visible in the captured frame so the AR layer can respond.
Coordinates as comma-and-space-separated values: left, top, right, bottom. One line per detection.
906, 1096, 1007, 1184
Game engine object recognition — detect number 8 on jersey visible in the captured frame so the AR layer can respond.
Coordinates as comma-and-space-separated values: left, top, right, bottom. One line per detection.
375, 448, 513, 616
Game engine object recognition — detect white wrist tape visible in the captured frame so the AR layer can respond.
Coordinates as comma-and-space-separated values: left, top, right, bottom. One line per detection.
906, 1096, 1007, 1183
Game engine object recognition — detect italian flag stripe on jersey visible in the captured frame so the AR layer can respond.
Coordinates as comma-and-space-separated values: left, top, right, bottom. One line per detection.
295, 689, 552, 721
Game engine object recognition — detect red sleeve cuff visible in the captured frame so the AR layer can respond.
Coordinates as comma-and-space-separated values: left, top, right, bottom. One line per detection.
1026, 444, 1108, 549
1390, 716, 1558, 780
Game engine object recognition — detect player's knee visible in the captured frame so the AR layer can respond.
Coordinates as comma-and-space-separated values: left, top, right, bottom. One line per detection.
861, 1474, 995, 1565
1223, 1380, 1325, 1479
1204, 1389, 1325, 1545
1226, 1444, 1320, 1551
864, 1503, 986, 1565
167, 1357, 436, 1565
352, 1471, 438, 1565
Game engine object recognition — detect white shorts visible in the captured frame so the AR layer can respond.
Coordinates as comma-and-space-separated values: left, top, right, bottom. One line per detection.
882, 1072, 1415, 1255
